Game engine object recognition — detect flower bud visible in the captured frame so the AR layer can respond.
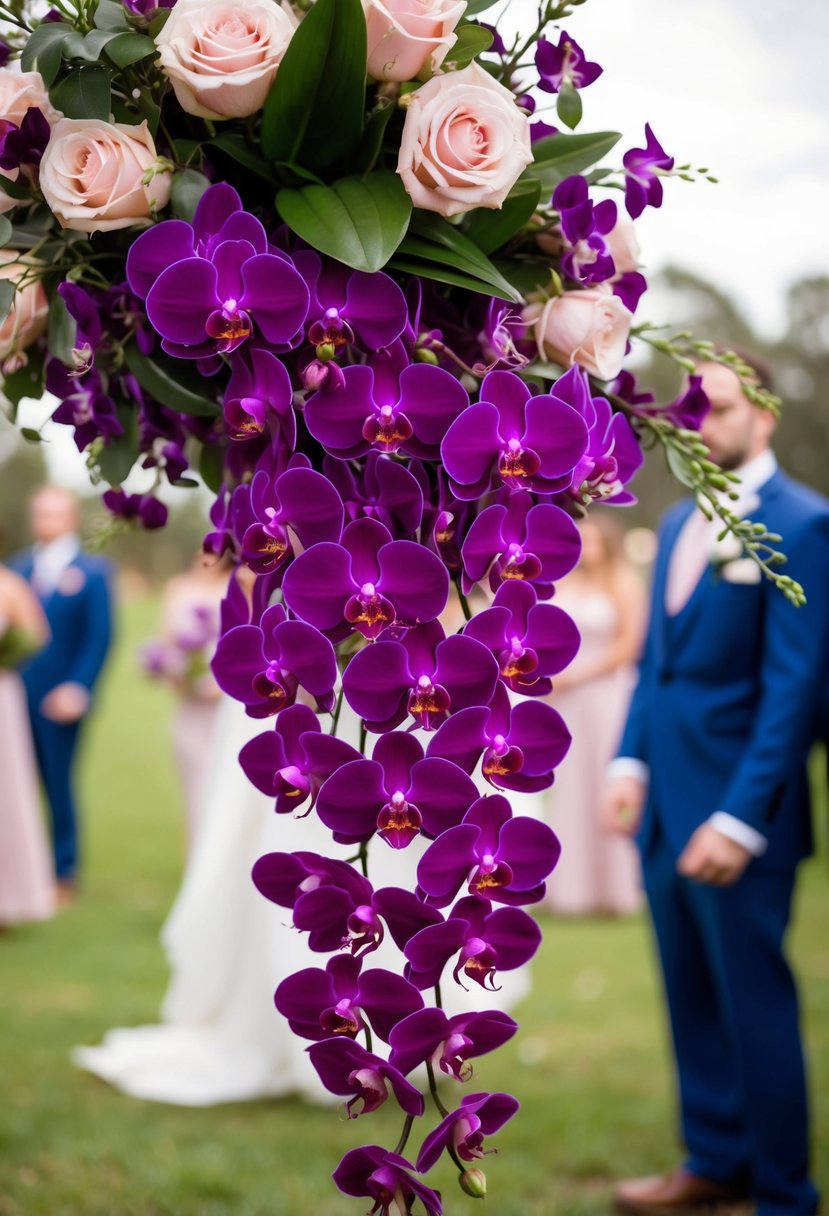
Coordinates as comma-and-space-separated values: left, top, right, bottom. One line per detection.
459, 1168, 487, 1198
415, 347, 440, 365
316, 341, 337, 362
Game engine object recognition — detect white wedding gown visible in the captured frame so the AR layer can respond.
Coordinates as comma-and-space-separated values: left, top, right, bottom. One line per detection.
74, 698, 531, 1106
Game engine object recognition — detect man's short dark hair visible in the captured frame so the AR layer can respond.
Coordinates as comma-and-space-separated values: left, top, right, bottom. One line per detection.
713, 345, 775, 396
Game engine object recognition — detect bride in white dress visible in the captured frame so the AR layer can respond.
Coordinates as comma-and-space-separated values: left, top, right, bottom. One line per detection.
74, 696, 531, 1107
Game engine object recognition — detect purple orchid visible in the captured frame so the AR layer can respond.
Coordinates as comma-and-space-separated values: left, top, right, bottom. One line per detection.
307, 1038, 424, 1119
323, 452, 424, 538
315, 731, 479, 848
475, 300, 529, 372
462, 581, 580, 696
101, 489, 167, 529
551, 367, 644, 504
47, 362, 123, 452
253, 851, 381, 956
0, 107, 51, 172
122, 0, 175, 18
553, 175, 618, 285
441, 368, 589, 500
235, 464, 343, 576
126, 184, 309, 359
623, 124, 674, 219
274, 953, 423, 1043
239, 703, 360, 815
536, 30, 602, 92
211, 602, 337, 717
342, 620, 499, 733
629, 372, 711, 431
223, 347, 295, 445
294, 250, 408, 353
402, 895, 542, 991
416, 1092, 520, 1172
388, 1007, 518, 1081
417, 793, 561, 908
461, 493, 582, 596
333, 1146, 442, 1216
304, 340, 469, 460
282, 517, 449, 642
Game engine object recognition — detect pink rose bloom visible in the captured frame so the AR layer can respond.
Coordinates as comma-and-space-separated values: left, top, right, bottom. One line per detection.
0, 253, 49, 373
523, 286, 632, 382
0, 69, 62, 216
397, 62, 532, 217
364, 0, 466, 82
39, 119, 171, 234
155, 0, 296, 120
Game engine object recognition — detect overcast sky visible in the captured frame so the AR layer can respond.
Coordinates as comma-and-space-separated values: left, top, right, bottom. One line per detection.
12, 0, 829, 489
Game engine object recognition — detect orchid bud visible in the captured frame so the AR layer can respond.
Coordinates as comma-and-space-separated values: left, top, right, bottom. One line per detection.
316, 341, 337, 362
459, 1168, 487, 1198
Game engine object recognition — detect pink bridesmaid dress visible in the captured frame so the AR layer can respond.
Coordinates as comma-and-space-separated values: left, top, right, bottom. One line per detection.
0, 629, 55, 924
542, 586, 642, 916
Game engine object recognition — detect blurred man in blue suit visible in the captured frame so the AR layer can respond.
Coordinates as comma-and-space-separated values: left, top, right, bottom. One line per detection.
603, 358, 829, 1216
12, 486, 113, 900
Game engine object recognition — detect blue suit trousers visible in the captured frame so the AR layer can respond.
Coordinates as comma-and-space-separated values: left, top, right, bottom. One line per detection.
29, 711, 81, 880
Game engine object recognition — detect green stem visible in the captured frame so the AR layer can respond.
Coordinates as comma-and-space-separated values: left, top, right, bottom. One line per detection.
393, 1114, 415, 1156
329, 685, 343, 736
433, 982, 443, 1010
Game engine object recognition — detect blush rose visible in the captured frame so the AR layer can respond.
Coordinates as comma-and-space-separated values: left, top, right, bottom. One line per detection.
0, 253, 49, 373
0, 69, 62, 215
364, 0, 466, 82
523, 287, 633, 382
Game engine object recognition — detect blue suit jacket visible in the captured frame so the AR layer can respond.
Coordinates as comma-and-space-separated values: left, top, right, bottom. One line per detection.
618, 469, 829, 872
11, 548, 114, 704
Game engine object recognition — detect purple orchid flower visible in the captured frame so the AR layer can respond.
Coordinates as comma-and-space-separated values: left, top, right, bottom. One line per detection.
388, 1007, 518, 1081
274, 953, 423, 1043
342, 619, 499, 733
417, 793, 561, 908
547, 367, 643, 505
610, 370, 655, 409
235, 464, 343, 576
623, 124, 674, 219
416, 1091, 520, 1173
428, 681, 571, 794
294, 250, 408, 353
304, 340, 469, 461
441, 368, 589, 500
253, 850, 382, 956
47, 362, 123, 452
315, 731, 479, 848
461, 493, 582, 596
475, 300, 529, 372
282, 517, 449, 642
462, 581, 580, 697
322, 452, 424, 538
333, 1146, 442, 1216
0, 107, 52, 172
613, 270, 648, 314
102, 489, 167, 530
223, 347, 295, 445
211, 602, 337, 717
307, 1038, 424, 1119
402, 895, 542, 991
122, 0, 175, 18
536, 30, 602, 92
553, 175, 618, 285
239, 703, 360, 815
126, 183, 309, 359
628, 372, 711, 431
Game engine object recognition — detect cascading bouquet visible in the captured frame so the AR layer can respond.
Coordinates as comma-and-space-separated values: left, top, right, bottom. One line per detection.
0, 0, 798, 1209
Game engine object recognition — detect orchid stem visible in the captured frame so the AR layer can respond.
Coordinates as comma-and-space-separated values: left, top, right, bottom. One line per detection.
358, 841, 369, 879
455, 582, 472, 622
363, 1022, 373, 1054
359, 720, 368, 755
426, 1061, 449, 1118
329, 686, 343, 736
433, 982, 443, 1010
393, 1114, 415, 1156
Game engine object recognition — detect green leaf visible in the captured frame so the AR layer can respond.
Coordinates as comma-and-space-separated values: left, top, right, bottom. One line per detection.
20, 427, 43, 443
465, 178, 542, 255
398, 214, 523, 302
123, 344, 221, 418
170, 168, 211, 222
199, 442, 224, 494
492, 256, 553, 298
97, 405, 138, 486
48, 292, 77, 366
105, 31, 157, 68
276, 172, 412, 273
0, 280, 15, 325
666, 444, 698, 490
556, 81, 582, 131
0, 216, 12, 247
0, 173, 32, 201
356, 99, 396, 175
528, 130, 621, 192
21, 22, 72, 87
51, 66, 112, 121
0, 345, 45, 407
261, 0, 366, 171
93, 0, 130, 30
61, 28, 119, 61
208, 134, 278, 184
444, 22, 494, 69
388, 254, 519, 302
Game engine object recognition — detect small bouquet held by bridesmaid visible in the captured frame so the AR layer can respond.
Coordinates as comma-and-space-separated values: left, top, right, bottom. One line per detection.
0, 0, 791, 1208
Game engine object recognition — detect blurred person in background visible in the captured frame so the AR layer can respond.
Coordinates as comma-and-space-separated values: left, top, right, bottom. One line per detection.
140, 552, 229, 850
603, 356, 829, 1216
543, 511, 645, 916
10, 486, 113, 903
0, 561, 55, 926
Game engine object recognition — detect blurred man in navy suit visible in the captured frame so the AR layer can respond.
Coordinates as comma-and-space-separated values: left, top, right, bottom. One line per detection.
12, 486, 113, 899
603, 359, 829, 1216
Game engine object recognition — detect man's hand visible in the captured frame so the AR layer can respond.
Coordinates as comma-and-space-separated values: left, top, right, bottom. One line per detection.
677, 823, 752, 886
601, 776, 646, 837
41, 682, 90, 724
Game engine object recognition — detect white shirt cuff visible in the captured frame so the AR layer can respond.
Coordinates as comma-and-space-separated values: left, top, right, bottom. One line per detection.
607, 757, 650, 785
708, 812, 767, 857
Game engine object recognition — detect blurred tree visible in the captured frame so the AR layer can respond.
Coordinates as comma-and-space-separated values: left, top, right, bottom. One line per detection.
0, 420, 47, 557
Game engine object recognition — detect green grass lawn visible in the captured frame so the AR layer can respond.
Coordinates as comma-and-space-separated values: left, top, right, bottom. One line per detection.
1, 594, 827, 1215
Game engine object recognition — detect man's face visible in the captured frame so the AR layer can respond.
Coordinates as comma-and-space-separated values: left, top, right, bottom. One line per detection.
30, 489, 79, 544
698, 362, 770, 472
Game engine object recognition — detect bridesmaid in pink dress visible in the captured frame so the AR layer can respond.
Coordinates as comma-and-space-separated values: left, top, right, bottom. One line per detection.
543, 512, 646, 916
0, 563, 56, 925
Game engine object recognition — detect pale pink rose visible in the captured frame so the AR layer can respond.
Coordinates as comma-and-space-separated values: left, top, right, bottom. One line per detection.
155, 0, 295, 120
0, 252, 49, 373
0, 70, 62, 215
605, 215, 640, 277
364, 0, 466, 82
39, 119, 171, 234
397, 62, 532, 217
523, 287, 632, 382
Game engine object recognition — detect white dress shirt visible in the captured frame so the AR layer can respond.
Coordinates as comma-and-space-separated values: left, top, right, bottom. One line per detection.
32, 533, 81, 596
